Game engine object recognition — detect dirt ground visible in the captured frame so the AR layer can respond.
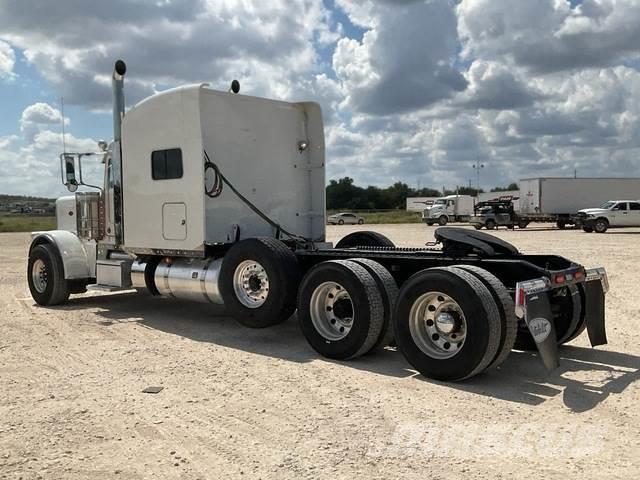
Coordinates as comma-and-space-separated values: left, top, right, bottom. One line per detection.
1, 224, 639, 479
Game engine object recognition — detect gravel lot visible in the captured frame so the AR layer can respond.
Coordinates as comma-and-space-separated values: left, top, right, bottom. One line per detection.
1, 224, 639, 479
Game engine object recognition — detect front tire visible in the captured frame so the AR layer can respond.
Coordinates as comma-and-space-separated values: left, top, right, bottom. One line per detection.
27, 244, 70, 306
219, 237, 300, 328
298, 260, 384, 360
338, 219, 344, 225
438, 216, 448, 226
485, 219, 496, 230
393, 267, 501, 381
594, 218, 609, 233
474, 224, 483, 230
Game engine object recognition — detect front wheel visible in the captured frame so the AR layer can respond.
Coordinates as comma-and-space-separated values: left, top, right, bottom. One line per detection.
485, 219, 496, 230
594, 218, 609, 233
517, 219, 528, 229
438, 216, 448, 226
473, 224, 483, 230
556, 220, 566, 230
338, 219, 344, 225
357, 218, 364, 225
27, 244, 70, 306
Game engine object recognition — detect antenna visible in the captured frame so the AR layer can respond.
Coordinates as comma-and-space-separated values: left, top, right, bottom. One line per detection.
60, 96, 67, 154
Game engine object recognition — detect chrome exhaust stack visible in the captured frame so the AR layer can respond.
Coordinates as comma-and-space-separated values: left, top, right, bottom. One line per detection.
112, 60, 126, 141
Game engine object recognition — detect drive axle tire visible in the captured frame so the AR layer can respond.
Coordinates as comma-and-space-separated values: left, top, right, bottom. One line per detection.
350, 258, 398, 353
220, 237, 300, 328
298, 260, 384, 360
556, 220, 566, 230
27, 244, 70, 306
594, 218, 608, 233
393, 267, 501, 381
454, 265, 517, 369
335, 231, 395, 249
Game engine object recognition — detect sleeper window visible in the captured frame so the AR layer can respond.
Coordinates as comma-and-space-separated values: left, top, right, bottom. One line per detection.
152, 148, 183, 180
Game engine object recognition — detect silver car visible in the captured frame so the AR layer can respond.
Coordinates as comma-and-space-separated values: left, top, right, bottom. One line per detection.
327, 212, 365, 225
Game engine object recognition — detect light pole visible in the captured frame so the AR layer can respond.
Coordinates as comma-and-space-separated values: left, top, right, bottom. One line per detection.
473, 156, 484, 194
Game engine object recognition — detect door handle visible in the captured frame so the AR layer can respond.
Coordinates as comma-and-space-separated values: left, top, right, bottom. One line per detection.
181, 219, 186, 225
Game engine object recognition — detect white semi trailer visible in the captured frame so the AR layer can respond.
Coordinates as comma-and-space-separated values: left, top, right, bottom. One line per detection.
26, 61, 610, 381
519, 177, 640, 229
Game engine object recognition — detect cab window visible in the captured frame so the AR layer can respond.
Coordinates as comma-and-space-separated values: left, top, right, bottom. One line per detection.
152, 148, 183, 180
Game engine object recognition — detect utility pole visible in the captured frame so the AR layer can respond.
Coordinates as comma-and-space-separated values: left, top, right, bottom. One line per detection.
473, 154, 484, 194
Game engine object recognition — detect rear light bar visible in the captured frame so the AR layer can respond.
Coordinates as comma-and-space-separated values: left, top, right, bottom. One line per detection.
515, 266, 608, 318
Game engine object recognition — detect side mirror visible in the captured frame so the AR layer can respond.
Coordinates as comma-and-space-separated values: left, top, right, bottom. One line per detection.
63, 155, 79, 192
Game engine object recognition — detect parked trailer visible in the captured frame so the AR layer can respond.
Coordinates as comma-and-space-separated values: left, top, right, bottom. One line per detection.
27, 61, 609, 382
519, 177, 640, 229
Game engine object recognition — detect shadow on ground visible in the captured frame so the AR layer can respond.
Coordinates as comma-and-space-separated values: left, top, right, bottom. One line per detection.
58, 291, 640, 413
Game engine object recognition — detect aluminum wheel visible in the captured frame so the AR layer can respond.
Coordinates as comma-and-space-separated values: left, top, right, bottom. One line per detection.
232, 260, 270, 308
309, 281, 354, 341
408, 291, 466, 359
31, 258, 48, 294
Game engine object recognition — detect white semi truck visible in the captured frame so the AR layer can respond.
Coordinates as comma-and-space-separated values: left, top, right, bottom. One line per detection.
519, 177, 640, 229
26, 61, 610, 381
422, 195, 474, 226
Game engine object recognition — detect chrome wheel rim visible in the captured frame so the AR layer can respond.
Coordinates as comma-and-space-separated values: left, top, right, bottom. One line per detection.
309, 281, 354, 341
32, 259, 48, 294
409, 291, 466, 359
232, 260, 269, 308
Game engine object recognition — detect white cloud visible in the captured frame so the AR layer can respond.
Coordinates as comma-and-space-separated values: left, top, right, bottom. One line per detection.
457, 0, 640, 73
0, 39, 15, 79
0, 103, 97, 197
333, 0, 466, 115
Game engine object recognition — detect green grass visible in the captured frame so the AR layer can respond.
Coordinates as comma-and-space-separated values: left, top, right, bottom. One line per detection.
0, 216, 56, 232
328, 210, 422, 224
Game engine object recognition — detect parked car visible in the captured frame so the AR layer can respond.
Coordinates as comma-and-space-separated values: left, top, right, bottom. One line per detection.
328, 212, 365, 225
470, 199, 527, 230
576, 200, 640, 233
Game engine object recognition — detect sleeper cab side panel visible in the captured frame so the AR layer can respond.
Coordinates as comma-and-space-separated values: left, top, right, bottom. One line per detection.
121, 86, 205, 254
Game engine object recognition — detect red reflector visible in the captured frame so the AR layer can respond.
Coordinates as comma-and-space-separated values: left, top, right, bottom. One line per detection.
517, 288, 525, 305
554, 274, 565, 284
574, 270, 584, 280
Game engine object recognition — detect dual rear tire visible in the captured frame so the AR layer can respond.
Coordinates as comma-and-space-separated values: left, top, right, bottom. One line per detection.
393, 266, 513, 381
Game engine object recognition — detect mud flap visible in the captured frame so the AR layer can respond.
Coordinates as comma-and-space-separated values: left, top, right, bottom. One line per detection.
524, 292, 560, 370
584, 280, 607, 347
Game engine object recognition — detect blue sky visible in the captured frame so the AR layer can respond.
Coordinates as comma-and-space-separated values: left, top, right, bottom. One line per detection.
1, 0, 640, 197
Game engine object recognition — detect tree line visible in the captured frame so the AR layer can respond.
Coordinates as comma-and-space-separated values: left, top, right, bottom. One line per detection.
326, 177, 518, 210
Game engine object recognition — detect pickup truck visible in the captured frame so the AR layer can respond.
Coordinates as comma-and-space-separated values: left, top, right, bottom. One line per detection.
577, 200, 640, 232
